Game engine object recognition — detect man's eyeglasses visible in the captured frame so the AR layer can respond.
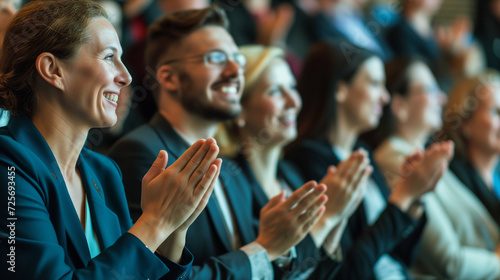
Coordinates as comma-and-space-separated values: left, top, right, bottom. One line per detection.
162, 50, 247, 69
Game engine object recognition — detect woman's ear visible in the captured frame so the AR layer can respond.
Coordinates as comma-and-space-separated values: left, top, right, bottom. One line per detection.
335, 81, 348, 103
391, 94, 408, 122
36, 52, 64, 91
460, 120, 472, 140
157, 65, 180, 98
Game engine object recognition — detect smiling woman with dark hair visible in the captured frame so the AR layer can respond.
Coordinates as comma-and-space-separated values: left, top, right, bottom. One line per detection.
0, 1, 221, 279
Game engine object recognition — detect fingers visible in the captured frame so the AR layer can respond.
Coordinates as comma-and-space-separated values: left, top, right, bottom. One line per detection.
142, 150, 169, 185
290, 183, 327, 215
282, 181, 318, 210
351, 164, 372, 195
193, 159, 222, 211
193, 158, 222, 200
335, 150, 364, 179
301, 205, 326, 232
344, 157, 370, 191
297, 193, 327, 225
170, 139, 206, 171
265, 190, 286, 210
186, 140, 220, 186
181, 139, 219, 181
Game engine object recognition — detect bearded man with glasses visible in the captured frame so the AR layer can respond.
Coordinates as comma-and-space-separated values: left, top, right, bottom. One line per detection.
109, 5, 329, 280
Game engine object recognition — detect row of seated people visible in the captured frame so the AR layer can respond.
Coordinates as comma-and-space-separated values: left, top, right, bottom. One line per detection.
113, 0, 492, 144
0, 1, 499, 279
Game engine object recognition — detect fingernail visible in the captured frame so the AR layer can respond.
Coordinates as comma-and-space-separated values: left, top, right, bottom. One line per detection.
158, 151, 164, 159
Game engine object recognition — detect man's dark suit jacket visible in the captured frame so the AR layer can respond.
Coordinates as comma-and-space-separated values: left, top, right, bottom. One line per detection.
109, 113, 263, 279
449, 156, 500, 227
0, 116, 192, 279
234, 154, 341, 278
287, 139, 426, 280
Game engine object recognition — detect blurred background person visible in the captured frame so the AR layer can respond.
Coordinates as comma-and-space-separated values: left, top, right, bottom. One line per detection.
443, 70, 500, 230
373, 57, 500, 279
474, 0, 500, 72
387, 0, 485, 92
216, 45, 371, 278
0, 0, 20, 127
287, 39, 453, 279
374, 57, 446, 185
312, 0, 393, 61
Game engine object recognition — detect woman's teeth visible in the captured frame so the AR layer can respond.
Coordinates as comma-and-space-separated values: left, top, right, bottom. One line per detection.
221, 86, 237, 94
104, 93, 118, 102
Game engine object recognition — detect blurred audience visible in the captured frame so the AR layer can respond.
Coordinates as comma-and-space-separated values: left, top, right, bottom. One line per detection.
216, 45, 371, 278
373, 58, 500, 279
287, 39, 453, 279
313, 0, 393, 61
474, 0, 500, 72
221, 0, 318, 78
443, 70, 500, 227
374, 57, 446, 183
387, 0, 485, 91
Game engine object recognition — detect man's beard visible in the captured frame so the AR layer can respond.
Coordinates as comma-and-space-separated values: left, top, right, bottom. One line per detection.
178, 72, 241, 121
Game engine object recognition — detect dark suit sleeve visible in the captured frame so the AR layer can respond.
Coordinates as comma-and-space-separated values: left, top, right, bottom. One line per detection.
333, 204, 422, 280
108, 137, 157, 222
287, 141, 424, 280
109, 138, 256, 280
0, 157, 191, 280
286, 141, 333, 183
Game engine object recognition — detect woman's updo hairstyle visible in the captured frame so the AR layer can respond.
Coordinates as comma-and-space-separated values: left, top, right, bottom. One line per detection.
0, 0, 108, 116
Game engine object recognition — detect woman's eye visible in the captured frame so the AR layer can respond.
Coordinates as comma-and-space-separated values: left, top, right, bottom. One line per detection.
105, 54, 114, 60
270, 88, 281, 96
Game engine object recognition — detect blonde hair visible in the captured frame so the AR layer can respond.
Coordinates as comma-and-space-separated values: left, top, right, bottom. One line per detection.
216, 45, 284, 158
440, 70, 500, 159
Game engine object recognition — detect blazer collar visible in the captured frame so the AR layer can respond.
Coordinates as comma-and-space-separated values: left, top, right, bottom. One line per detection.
8, 116, 63, 180
148, 114, 256, 249
149, 113, 189, 160
277, 161, 304, 191
8, 116, 91, 264
78, 156, 122, 251
8, 116, 121, 266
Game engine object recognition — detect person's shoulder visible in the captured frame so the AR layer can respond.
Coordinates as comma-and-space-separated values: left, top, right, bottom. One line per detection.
0, 127, 40, 167
0, 128, 55, 189
117, 122, 157, 143
296, 138, 330, 154
109, 122, 159, 157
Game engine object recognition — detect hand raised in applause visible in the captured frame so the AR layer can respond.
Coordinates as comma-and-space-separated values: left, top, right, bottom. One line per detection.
256, 181, 327, 261
319, 149, 372, 222
309, 149, 372, 247
129, 138, 220, 252
390, 141, 454, 212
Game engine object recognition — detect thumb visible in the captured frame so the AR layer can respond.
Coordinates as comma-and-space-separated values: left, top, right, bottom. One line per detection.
142, 150, 168, 185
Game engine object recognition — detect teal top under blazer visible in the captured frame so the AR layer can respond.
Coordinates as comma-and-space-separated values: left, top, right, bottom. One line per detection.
0, 116, 193, 280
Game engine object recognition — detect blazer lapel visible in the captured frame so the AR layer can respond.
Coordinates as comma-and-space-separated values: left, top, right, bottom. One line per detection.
220, 167, 256, 245
8, 116, 90, 265
205, 196, 233, 252
78, 156, 121, 250
149, 114, 239, 250
278, 161, 305, 192
149, 113, 186, 161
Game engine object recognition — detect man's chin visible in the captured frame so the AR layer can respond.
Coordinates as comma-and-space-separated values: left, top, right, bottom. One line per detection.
199, 108, 241, 121
185, 103, 241, 121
